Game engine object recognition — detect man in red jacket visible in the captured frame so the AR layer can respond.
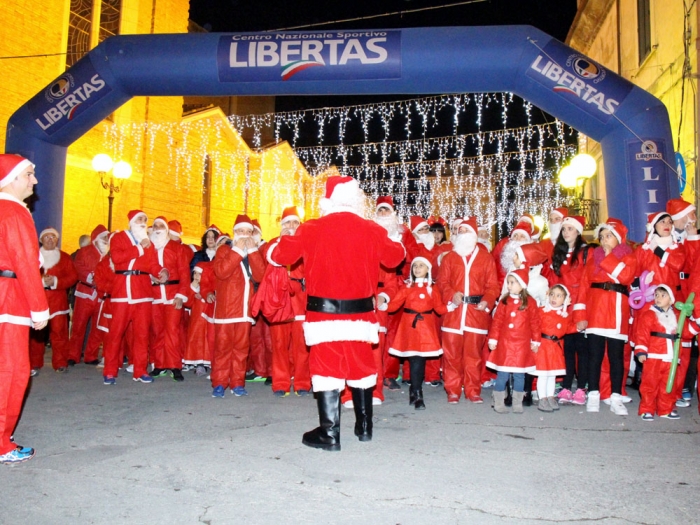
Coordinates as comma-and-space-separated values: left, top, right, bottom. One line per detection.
101, 210, 168, 385
68, 224, 109, 365
29, 227, 78, 372
0, 154, 49, 463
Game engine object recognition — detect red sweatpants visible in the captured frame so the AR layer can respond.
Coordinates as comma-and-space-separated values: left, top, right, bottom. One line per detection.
212, 322, 251, 389
638, 358, 684, 416
270, 320, 310, 392
69, 296, 102, 363
442, 330, 486, 399
0, 324, 30, 454
151, 303, 183, 369
103, 302, 152, 378
248, 315, 272, 377
310, 340, 376, 381
184, 305, 213, 366
29, 314, 70, 370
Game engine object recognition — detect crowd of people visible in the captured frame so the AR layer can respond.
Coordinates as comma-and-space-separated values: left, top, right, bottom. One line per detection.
2, 152, 700, 460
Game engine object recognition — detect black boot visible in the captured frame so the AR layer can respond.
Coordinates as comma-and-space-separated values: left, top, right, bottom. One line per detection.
409, 389, 417, 405
350, 387, 373, 442
523, 374, 534, 406
302, 390, 341, 451
504, 375, 513, 407
409, 356, 426, 409
414, 388, 426, 410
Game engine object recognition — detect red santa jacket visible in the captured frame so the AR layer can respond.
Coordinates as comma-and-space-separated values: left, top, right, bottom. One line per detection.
487, 294, 541, 373
266, 236, 307, 320
73, 243, 102, 302
676, 232, 700, 298
387, 280, 448, 357
270, 211, 405, 346
574, 244, 637, 340
533, 305, 570, 375
437, 246, 500, 336
635, 239, 685, 300
152, 240, 191, 305
545, 245, 591, 333
0, 194, 49, 328
109, 230, 165, 304
93, 255, 116, 332
634, 306, 679, 362
42, 249, 78, 318
376, 263, 401, 332
212, 244, 265, 324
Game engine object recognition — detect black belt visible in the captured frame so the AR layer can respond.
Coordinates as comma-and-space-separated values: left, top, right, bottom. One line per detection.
290, 277, 305, 292
78, 280, 95, 288
0, 270, 17, 279
591, 282, 629, 296
404, 308, 434, 328
651, 331, 679, 341
115, 270, 146, 276
307, 295, 374, 314
680, 272, 691, 280
541, 333, 562, 342
377, 282, 384, 288
152, 280, 180, 286
463, 295, 483, 305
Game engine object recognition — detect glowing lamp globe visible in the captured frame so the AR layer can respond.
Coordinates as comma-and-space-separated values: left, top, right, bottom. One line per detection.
113, 161, 133, 180
92, 154, 113, 173
558, 165, 578, 189
571, 153, 597, 179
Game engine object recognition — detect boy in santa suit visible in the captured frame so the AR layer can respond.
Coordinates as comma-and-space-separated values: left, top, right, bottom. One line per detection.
248, 218, 273, 383
269, 176, 405, 451
0, 154, 49, 463
211, 215, 265, 398
68, 224, 109, 365
634, 284, 685, 420
148, 217, 191, 381
437, 217, 501, 403
29, 227, 78, 372
101, 210, 168, 385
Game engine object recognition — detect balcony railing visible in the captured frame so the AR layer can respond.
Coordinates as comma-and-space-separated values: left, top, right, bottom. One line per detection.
568, 198, 600, 230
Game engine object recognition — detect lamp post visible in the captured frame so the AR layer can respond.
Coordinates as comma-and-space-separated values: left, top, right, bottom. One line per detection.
93, 154, 132, 231
558, 153, 597, 228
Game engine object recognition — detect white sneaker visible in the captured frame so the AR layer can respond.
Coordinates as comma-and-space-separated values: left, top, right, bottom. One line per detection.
676, 398, 691, 408
342, 400, 354, 409
602, 398, 611, 405
96, 358, 104, 369
125, 364, 134, 373
610, 393, 628, 416
586, 390, 600, 412
621, 395, 632, 403
372, 397, 382, 406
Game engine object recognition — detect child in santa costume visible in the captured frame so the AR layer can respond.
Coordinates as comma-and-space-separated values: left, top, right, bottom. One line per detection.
183, 263, 216, 375
533, 284, 570, 412
388, 257, 449, 410
487, 266, 541, 413
634, 284, 686, 420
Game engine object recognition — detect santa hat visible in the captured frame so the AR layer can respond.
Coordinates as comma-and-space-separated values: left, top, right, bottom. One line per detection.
550, 207, 569, 220
319, 176, 362, 215
376, 196, 394, 211
646, 211, 672, 234
667, 198, 696, 221
152, 216, 169, 231
458, 217, 478, 235
217, 233, 231, 245
206, 224, 221, 236
549, 283, 572, 309
510, 221, 533, 240
193, 264, 204, 274
0, 154, 34, 189
594, 217, 627, 244
251, 219, 262, 234
90, 224, 109, 242
233, 214, 254, 232
655, 283, 676, 305
280, 206, 300, 225
128, 209, 147, 224
515, 243, 548, 267
168, 220, 182, 237
507, 265, 529, 290
561, 215, 585, 234
410, 216, 429, 233
520, 214, 535, 227
39, 227, 60, 241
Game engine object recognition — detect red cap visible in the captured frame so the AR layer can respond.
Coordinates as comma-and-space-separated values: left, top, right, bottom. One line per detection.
667, 198, 696, 221
206, 224, 221, 235
508, 265, 529, 289
376, 196, 394, 211
90, 224, 108, 242
0, 154, 34, 188
510, 221, 533, 239
128, 210, 147, 223
550, 207, 569, 219
561, 215, 585, 234
281, 206, 300, 224
251, 219, 262, 233
233, 214, 254, 231
516, 243, 548, 266
152, 216, 168, 230
324, 176, 355, 198
168, 220, 183, 236
410, 216, 429, 233
458, 217, 478, 235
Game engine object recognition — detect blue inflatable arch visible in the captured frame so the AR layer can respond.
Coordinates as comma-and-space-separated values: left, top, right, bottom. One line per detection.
6, 26, 677, 241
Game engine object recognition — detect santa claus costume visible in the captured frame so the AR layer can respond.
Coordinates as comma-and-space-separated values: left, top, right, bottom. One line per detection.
492, 215, 535, 285
249, 218, 273, 382
101, 210, 167, 384
270, 176, 405, 451
0, 154, 49, 463
388, 257, 449, 410
437, 217, 501, 403
68, 224, 109, 365
210, 215, 265, 397
29, 227, 78, 371
487, 266, 541, 413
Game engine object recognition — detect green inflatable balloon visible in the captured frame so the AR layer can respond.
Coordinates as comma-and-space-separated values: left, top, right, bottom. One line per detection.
668, 292, 695, 393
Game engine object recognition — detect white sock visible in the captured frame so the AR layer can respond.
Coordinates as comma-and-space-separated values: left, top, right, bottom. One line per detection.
546, 376, 556, 398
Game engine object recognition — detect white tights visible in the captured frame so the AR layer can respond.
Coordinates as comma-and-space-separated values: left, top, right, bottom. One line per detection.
536, 375, 557, 399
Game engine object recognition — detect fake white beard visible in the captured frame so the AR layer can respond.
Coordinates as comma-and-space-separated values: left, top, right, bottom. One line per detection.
500, 239, 527, 273
94, 238, 109, 256
233, 233, 251, 242
150, 229, 169, 250
549, 222, 562, 242
130, 223, 148, 243
40, 247, 60, 270
654, 306, 678, 333
375, 214, 399, 238
416, 232, 435, 251
453, 232, 478, 256
253, 233, 262, 245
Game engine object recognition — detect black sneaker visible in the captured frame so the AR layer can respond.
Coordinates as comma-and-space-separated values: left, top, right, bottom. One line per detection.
429, 380, 442, 387
264, 377, 272, 386
383, 378, 401, 391
67, 359, 76, 366
84, 359, 100, 365
245, 370, 257, 381
660, 410, 680, 420
172, 369, 185, 382
149, 368, 168, 378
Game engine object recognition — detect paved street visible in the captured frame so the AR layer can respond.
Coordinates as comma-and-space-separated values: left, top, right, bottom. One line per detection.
1, 362, 699, 525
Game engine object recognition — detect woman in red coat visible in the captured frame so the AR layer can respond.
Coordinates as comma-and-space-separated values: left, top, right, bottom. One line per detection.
388, 257, 449, 410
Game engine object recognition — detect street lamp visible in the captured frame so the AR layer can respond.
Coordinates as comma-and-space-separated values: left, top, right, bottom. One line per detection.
558, 153, 598, 227
93, 154, 132, 231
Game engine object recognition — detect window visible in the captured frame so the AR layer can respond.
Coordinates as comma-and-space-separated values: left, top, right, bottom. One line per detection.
637, 0, 652, 64
66, 0, 122, 68
202, 155, 212, 227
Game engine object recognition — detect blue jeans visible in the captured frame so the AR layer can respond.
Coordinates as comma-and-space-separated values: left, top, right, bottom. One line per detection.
494, 371, 525, 392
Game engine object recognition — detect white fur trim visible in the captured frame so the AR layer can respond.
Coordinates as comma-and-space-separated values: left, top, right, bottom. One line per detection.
488, 339, 498, 346
485, 361, 536, 374
0, 158, 34, 188
281, 215, 300, 225
232, 246, 246, 257
266, 242, 282, 267
311, 375, 345, 392
561, 216, 584, 234
573, 303, 586, 311
635, 345, 648, 352
671, 204, 696, 221
389, 348, 443, 358
347, 375, 378, 389
610, 262, 625, 280
0, 313, 31, 326
303, 320, 380, 346
48, 309, 70, 319
412, 220, 429, 234
594, 223, 621, 243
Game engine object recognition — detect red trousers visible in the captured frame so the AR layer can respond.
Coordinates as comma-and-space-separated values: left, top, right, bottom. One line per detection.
270, 320, 310, 392
310, 340, 376, 381
248, 315, 272, 377
103, 301, 152, 378
184, 305, 214, 366
29, 314, 69, 370
0, 324, 30, 454
69, 296, 102, 363
151, 303, 183, 369
212, 322, 251, 389
442, 330, 486, 399
638, 359, 684, 415
341, 334, 387, 403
